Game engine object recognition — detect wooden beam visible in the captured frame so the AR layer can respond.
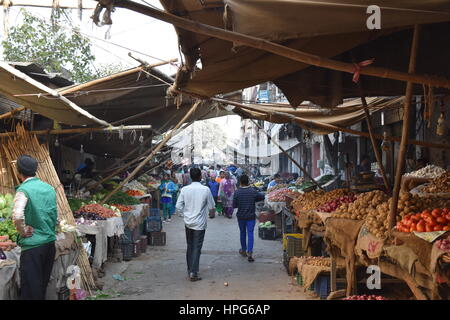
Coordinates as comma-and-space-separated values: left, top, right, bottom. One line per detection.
0, 125, 152, 138
110, 0, 450, 90
358, 87, 391, 193
249, 119, 323, 191
100, 100, 201, 204
5, 0, 97, 9
389, 25, 421, 231
213, 97, 450, 151
0, 106, 26, 120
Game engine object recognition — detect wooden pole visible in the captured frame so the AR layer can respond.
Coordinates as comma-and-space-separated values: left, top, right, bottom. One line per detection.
110, 0, 450, 90
389, 25, 421, 231
0, 106, 26, 120
249, 119, 323, 191
213, 97, 450, 151
358, 87, 391, 193
100, 100, 201, 204
59, 59, 177, 95
0, 125, 152, 138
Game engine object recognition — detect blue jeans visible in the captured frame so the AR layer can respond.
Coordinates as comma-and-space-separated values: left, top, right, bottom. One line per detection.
185, 227, 205, 274
238, 219, 256, 254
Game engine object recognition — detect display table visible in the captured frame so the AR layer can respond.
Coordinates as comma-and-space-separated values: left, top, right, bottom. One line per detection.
76, 217, 124, 268
0, 232, 81, 300
265, 196, 285, 214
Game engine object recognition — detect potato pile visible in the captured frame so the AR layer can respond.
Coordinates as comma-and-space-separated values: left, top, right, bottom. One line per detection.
292, 189, 352, 212
422, 171, 450, 193
332, 190, 389, 220
396, 191, 450, 218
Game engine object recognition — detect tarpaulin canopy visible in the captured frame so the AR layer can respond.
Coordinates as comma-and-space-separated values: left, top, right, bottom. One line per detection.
226, 96, 404, 134
57, 65, 231, 158
0, 61, 109, 126
159, 0, 450, 107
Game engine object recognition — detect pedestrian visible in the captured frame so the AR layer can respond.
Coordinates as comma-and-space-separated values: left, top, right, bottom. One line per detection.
233, 174, 265, 262
170, 172, 180, 217
207, 172, 220, 217
216, 170, 225, 184
159, 173, 177, 222
218, 171, 237, 219
176, 168, 216, 281
12, 155, 58, 299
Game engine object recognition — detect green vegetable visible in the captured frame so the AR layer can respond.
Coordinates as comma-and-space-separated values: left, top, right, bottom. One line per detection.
92, 191, 140, 205
0, 193, 14, 219
68, 198, 85, 212
0, 218, 18, 241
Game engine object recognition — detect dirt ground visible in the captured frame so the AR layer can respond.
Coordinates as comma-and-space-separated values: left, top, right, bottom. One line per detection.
99, 212, 312, 300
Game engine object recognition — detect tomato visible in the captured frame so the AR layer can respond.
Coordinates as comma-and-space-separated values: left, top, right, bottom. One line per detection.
410, 223, 417, 232
443, 226, 450, 231
442, 208, 449, 214
416, 222, 425, 232
446, 214, 450, 221
426, 217, 437, 226
433, 225, 443, 231
425, 224, 434, 232
411, 215, 420, 222
436, 217, 446, 224
432, 208, 441, 217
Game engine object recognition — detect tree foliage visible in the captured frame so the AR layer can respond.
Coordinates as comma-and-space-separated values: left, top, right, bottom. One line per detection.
2, 9, 99, 83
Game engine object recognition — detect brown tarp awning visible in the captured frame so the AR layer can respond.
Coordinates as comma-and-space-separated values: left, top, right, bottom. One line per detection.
227, 96, 403, 134
160, 0, 450, 107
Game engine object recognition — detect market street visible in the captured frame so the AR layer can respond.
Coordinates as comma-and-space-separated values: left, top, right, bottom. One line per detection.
101, 213, 310, 300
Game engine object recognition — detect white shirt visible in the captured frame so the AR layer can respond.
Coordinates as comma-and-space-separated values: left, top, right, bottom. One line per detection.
176, 182, 215, 231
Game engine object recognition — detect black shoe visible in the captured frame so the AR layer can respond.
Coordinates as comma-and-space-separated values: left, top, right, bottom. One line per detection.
189, 273, 202, 281
248, 255, 255, 262
239, 249, 247, 257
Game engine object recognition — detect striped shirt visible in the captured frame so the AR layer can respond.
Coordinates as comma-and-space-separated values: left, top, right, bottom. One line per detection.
233, 187, 265, 220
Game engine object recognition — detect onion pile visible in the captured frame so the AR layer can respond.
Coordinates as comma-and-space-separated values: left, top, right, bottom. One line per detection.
435, 234, 450, 253
267, 184, 288, 193
268, 188, 301, 202
403, 165, 445, 179
292, 189, 352, 213
317, 195, 357, 213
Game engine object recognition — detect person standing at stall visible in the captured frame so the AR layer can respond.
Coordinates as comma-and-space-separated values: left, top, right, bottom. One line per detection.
12, 155, 57, 300
218, 171, 237, 219
159, 173, 177, 222
207, 172, 221, 217
233, 174, 265, 262
176, 168, 216, 281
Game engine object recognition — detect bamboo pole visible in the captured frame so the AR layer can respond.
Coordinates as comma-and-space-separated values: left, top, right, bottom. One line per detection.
213, 97, 450, 151
249, 119, 323, 191
0, 125, 152, 138
111, 0, 450, 90
59, 59, 177, 95
389, 25, 421, 231
0, 106, 26, 120
358, 86, 391, 193
100, 100, 201, 204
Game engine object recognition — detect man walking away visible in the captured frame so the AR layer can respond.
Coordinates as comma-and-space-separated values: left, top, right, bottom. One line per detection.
176, 168, 216, 281
13, 155, 58, 299
233, 174, 265, 262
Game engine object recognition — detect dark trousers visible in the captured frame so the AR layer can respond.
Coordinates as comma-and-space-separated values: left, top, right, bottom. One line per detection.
20, 241, 56, 300
185, 227, 205, 275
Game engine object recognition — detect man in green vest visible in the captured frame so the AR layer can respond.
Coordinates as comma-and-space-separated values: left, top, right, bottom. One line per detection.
12, 155, 58, 300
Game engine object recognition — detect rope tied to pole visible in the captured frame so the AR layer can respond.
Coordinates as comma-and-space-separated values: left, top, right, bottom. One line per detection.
352, 59, 375, 83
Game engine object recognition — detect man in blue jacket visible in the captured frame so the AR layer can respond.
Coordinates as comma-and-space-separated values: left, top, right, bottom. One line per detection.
233, 174, 265, 262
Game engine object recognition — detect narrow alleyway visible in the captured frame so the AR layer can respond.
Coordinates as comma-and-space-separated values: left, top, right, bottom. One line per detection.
101, 213, 311, 300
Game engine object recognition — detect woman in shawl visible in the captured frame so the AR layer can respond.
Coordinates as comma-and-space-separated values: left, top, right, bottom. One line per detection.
218, 171, 237, 219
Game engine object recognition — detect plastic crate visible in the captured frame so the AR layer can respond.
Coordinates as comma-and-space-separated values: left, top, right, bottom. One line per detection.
146, 216, 163, 232
260, 227, 277, 240
123, 227, 140, 243
133, 240, 141, 257
314, 275, 346, 299
140, 235, 148, 253
283, 233, 303, 250
121, 242, 133, 261
149, 208, 161, 217
148, 231, 166, 246
287, 236, 304, 258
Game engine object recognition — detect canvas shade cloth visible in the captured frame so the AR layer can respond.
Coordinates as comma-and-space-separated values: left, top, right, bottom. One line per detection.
121, 204, 149, 230
0, 61, 109, 126
76, 217, 124, 268
0, 247, 20, 300
228, 96, 403, 134
159, 0, 450, 107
